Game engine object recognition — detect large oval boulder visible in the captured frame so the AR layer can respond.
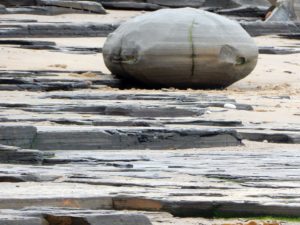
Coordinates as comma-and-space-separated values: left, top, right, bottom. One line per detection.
103, 8, 258, 88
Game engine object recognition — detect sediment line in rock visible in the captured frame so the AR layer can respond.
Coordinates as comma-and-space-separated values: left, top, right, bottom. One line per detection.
1, 21, 300, 38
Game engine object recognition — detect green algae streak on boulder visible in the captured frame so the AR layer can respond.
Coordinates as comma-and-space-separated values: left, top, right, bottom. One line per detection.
103, 8, 258, 88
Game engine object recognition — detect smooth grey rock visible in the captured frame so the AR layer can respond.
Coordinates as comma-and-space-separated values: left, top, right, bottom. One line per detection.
103, 8, 258, 88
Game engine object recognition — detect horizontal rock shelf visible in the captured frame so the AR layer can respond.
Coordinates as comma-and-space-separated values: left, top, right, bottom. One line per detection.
0, 125, 37, 148
101, 2, 163, 10
42, 92, 252, 111
0, 115, 243, 127
98, 0, 271, 9
38, 0, 106, 14
241, 21, 300, 37
19, 104, 207, 117
0, 39, 102, 54
259, 46, 300, 54
0, 79, 92, 91
1, 147, 300, 218
279, 33, 300, 39
1, 21, 300, 38
0, 70, 104, 77
0, 208, 152, 225
0, 0, 107, 15
239, 130, 300, 143
0, 144, 50, 164
34, 126, 242, 150
0, 125, 242, 150
216, 5, 269, 17
0, 22, 119, 38
115, 197, 300, 218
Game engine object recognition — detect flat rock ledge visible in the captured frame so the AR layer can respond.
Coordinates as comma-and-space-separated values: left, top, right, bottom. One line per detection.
1, 197, 300, 219
114, 197, 300, 218
0, 125, 37, 148
0, 21, 299, 38
0, 125, 242, 150
0, 207, 152, 225
0, 144, 51, 164
1, 147, 300, 218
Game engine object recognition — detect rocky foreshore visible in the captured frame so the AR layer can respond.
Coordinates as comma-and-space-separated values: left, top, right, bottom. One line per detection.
0, 1, 300, 225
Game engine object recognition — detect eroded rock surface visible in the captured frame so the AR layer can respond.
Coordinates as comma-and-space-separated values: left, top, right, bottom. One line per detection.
0, 208, 152, 225
0, 0, 107, 15
0, 9, 300, 224
0, 144, 50, 164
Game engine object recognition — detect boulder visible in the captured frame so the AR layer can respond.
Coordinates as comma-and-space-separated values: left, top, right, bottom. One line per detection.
103, 8, 258, 88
